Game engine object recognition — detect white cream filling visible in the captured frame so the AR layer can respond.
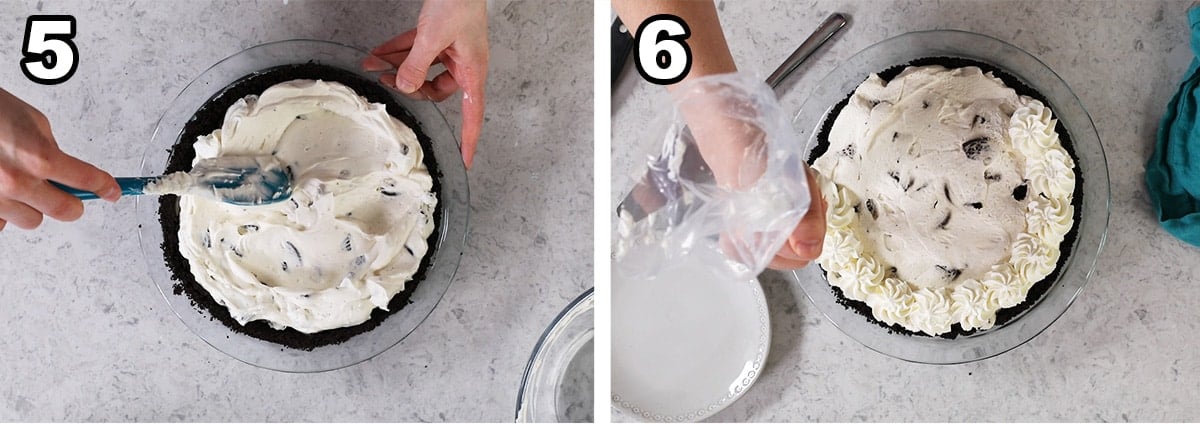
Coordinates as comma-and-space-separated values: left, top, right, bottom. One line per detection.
176, 79, 436, 334
813, 65, 1075, 335
146, 155, 290, 205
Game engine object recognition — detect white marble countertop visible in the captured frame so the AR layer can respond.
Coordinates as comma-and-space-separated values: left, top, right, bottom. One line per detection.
0, 0, 591, 421
613, 0, 1198, 421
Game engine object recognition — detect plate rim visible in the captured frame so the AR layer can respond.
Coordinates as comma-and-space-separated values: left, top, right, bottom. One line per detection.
611, 278, 771, 422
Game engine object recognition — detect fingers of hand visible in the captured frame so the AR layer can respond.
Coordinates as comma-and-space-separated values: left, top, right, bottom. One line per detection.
421, 71, 460, 102
459, 69, 486, 169
775, 236, 814, 262
370, 29, 420, 56
789, 167, 829, 260
8, 135, 119, 203
364, 50, 440, 72
395, 63, 435, 94
378, 69, 461, 102
30, 179, 87, 221
378, 73, 430, 101
770, 226, 822, 268
369, 27, 448, 94
768, 254, 811, 271
785, 218, 825, 261
361, 54, 396, 72
394, 39, 445, 94
769, 166, 829, 270
0, 198, 43, 229
0, 150, 97, 220
45, 152, 120, 202
0, 166, 83, 222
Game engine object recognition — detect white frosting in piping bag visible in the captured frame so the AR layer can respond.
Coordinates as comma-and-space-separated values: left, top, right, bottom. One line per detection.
812, 65, 1074, 335
176, 80, 436, 334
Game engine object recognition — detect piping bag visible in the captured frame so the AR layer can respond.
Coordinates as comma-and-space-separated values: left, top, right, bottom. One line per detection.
614, 72, 812, 284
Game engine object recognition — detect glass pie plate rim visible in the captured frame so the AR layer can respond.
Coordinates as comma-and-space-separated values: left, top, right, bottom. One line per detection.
515, 287, 595, 423
788, 29, 1110, 364
135, 39, 469, 373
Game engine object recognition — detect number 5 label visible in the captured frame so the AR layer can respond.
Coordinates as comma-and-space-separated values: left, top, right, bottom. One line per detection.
21, 15, 79, 85
634, 14, 692, 85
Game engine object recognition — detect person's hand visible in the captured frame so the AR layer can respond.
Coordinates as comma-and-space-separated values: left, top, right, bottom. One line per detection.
767, 166, 826, 270
362, 0, 489, 169
0, 88, 119, 231
711, 163, 827, 271
709, 153, 826, 271
615, 0, 827, 270
673, 84, 827, 271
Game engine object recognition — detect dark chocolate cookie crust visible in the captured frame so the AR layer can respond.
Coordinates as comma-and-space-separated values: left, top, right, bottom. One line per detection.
158, 63, 443, 351
810, 57, 1085, 339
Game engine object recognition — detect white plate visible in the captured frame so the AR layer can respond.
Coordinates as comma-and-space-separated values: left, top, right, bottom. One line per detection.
611, 250, 771, 422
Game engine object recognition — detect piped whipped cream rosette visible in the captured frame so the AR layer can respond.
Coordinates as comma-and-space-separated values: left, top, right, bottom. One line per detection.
176, 79, 436, 334
812, 65, 1075, 336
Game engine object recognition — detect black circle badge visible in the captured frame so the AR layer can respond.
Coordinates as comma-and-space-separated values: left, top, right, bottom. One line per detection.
633, 14, 693, 85
20, 15, 79, 85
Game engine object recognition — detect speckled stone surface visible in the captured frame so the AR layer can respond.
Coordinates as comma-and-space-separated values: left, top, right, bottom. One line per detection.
0, 0, 590, 421
613, 0, 1198, 421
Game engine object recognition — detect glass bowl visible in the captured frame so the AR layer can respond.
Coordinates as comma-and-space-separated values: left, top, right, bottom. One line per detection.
789, 30, 1110, 364
516, 288, 595, 423
135, 39, 469, 372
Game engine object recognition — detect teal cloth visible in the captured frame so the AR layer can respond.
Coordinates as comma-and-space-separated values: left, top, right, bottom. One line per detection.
1147, 7, 1200, 247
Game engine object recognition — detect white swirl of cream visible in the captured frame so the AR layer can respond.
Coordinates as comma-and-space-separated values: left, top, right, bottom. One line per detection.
828, 268, 866, 299
820, 230, 862, 269
866, 278, 915, 325
1027, 148, 1077, 198
835, 256, 883, 301
979, 270, 1023, 309
907, 288, 954, 335
950, 279, 995, 331
852, 255, 885, 285
828, 177, 855, 203
1008, 233, 1059, 285
1026, 197, 1074, 244
1009, 98, 1059, 154
826, 197, 857, 229
848, 256, 888, 300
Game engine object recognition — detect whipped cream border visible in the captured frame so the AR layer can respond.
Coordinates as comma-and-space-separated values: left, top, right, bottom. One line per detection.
815, 91, 1076, 336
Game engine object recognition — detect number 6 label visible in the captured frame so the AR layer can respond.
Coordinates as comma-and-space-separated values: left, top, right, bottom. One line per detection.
21, 15, 79, 85
634, 14, 692, 85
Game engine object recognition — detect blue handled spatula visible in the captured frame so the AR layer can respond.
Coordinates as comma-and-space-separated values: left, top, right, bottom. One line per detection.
52, 155, 294, 206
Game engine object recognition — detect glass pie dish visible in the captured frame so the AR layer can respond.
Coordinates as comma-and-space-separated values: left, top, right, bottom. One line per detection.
516, 288, 595, 423
789, 30, 1110, 364
135, 39, 469, 372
